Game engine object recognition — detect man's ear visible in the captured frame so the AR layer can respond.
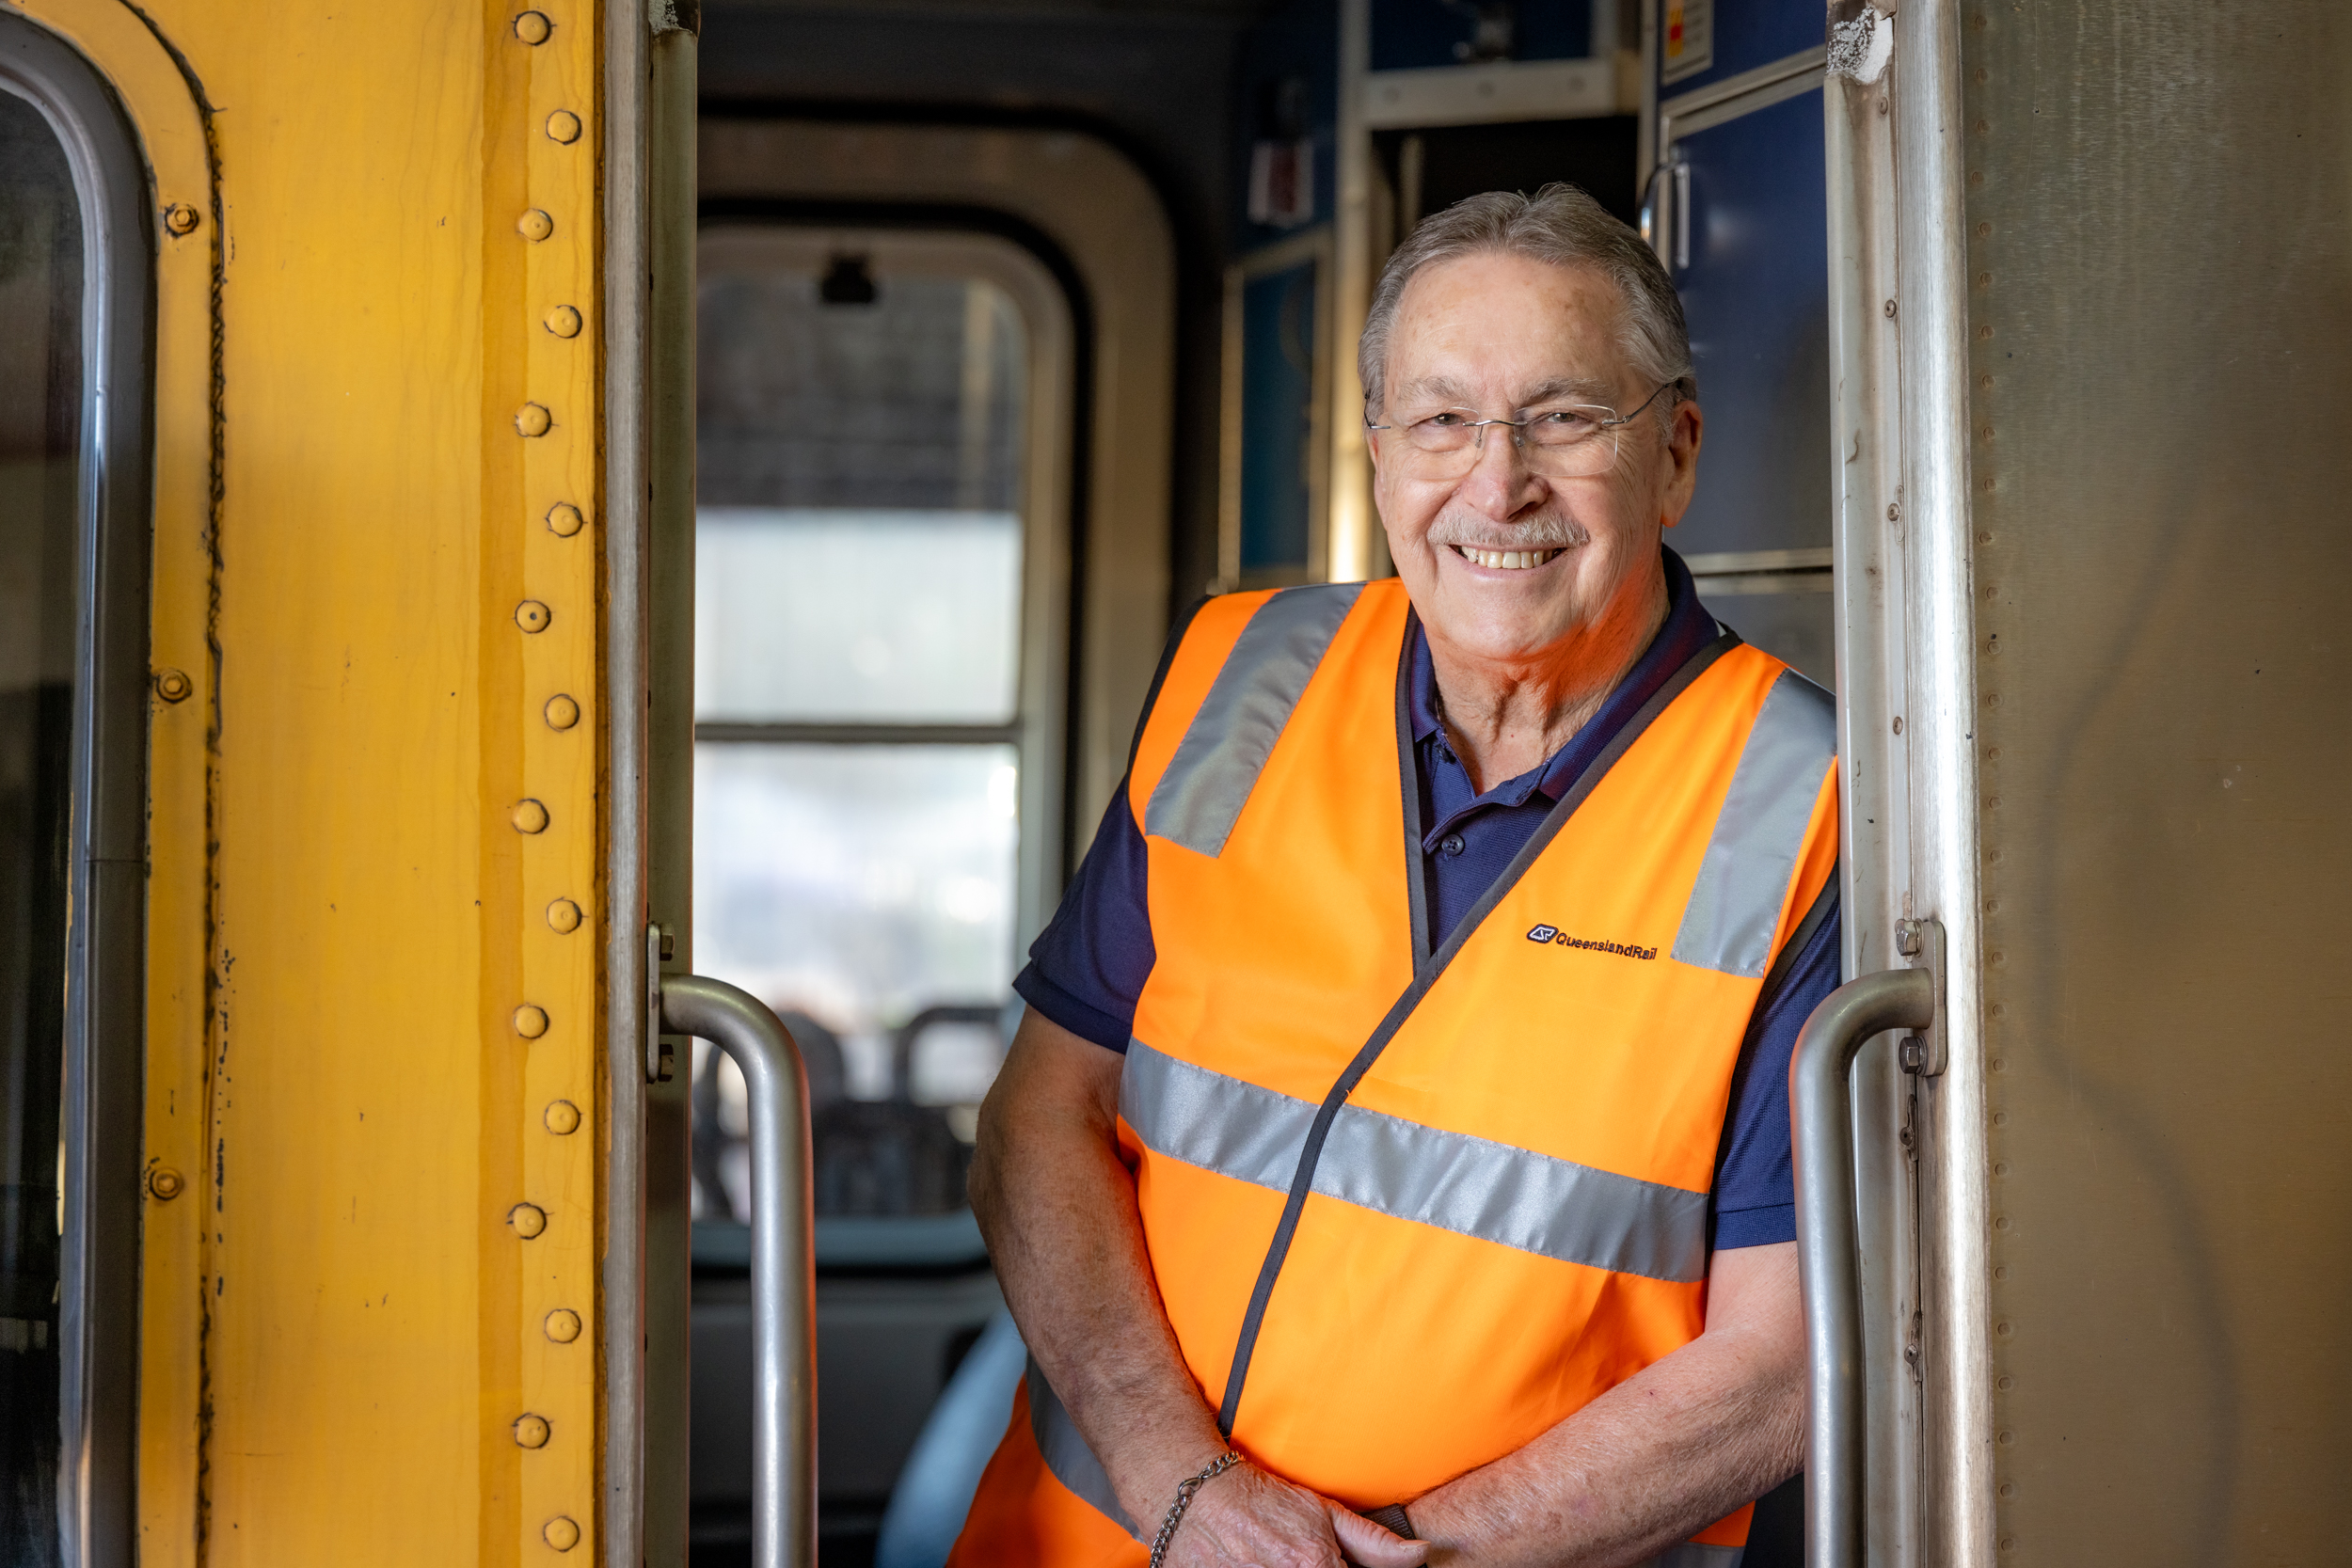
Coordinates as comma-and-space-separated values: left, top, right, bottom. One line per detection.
1661, 399, 1704, 526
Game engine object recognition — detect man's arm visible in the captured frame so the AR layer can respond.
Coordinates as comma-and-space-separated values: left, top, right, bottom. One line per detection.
1404, 1241, 1805, 1566
970, 1007, 1425, 1567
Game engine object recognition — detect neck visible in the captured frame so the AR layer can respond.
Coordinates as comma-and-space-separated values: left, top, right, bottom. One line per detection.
1425, 563, 1671, 794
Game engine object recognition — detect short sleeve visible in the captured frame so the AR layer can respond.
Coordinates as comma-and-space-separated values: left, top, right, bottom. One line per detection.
1010, 785, 1154, 1052
1710, 898, 1843, 1248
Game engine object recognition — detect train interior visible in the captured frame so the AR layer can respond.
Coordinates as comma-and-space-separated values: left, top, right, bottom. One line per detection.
674, 2, 1835, 1562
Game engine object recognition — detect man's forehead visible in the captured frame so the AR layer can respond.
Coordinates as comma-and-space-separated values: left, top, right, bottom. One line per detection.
1387, 256, 1637, 397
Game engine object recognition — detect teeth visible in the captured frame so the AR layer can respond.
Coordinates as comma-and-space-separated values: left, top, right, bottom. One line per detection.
1457, 546, 1560, 570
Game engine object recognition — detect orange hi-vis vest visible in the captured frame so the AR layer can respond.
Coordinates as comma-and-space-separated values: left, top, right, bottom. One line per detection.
952, 578, 1839, 1568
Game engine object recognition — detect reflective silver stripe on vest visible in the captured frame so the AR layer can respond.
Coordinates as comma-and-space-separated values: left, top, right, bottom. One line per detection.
1026, 1357, 1142, 1539
1671, 668, 1836, 978
1641, 1545, 1744, 1568
1143, 581, 1365, 858
1121, 1039, 1710, 1284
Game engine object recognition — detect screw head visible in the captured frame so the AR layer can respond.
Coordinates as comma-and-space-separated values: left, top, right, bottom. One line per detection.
513, 1412, 551, 1449
546, 897, 582, 934
545, 109, 582, 145
163, 202, 200, 235
515, 402, 552, 437
543, 1515, 581, 1551
513, 1004, 549, 1039
149, 1166, 186, 1201
154, 667, 194, 703
511, 798, 550, 834
1883, 297, 1898, 318
544, 1100, 581, 1135
1895, 922, 1923, 956
544, 1307, 582, 1343
516, 208, 554, 242
515, 600, 551, 633
545, 501, 584, 537
513, 9, 552, 43
543, 305, 581, 339
508, 1202, 548, 1239
544, 693, 580, 731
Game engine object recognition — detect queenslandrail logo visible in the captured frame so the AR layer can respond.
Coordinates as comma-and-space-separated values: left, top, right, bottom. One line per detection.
1526, 924, 1658, 960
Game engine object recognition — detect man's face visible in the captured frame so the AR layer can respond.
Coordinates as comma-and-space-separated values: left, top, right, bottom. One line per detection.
1370, 251, 1702, 665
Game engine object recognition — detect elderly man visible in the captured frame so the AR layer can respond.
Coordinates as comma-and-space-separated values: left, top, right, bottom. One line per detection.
951, 184, 1839, 1568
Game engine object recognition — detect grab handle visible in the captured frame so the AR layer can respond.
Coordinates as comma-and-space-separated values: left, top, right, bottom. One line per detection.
1790, 964, 1936, 1568
660, 974, 818, 1568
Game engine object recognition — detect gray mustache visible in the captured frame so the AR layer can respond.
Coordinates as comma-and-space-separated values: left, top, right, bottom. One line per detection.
1426, 513, 1592, 552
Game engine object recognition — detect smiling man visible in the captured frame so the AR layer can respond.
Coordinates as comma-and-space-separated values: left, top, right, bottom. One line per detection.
952, 185, 1841, 1568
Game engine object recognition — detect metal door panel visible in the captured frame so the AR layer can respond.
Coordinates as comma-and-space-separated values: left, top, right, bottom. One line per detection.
1955, 5, 2352, 1560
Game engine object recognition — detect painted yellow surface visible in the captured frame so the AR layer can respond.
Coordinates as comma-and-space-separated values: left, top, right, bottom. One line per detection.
19, 2, 608, 1561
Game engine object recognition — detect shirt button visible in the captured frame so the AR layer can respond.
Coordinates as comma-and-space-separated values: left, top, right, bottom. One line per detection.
1439, 834, 1465, 857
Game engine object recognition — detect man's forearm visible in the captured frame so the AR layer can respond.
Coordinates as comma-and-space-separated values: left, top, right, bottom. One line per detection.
969, 1014, 1232, 1527
1405, 1243, 1805, 1567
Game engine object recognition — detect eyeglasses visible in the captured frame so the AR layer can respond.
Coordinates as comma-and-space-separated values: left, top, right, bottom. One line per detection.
1366, 381, 1678, 479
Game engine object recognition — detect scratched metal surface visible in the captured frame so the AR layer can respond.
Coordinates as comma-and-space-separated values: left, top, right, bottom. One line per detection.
1962, 4, 2352, 1560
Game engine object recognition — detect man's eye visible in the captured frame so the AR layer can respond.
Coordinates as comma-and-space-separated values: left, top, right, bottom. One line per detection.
1423, 412, 1467, 428
1533, 409, 1597, 429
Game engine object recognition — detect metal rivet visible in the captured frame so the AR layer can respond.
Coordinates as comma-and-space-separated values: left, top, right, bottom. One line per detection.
546, 109, 581, 145
1993, 1111, 2009, 1126
1998, 1375, 2015, 1390
513, 9, 552, 43
544, 305, 581, 339
1998, 1482, 2015, 1498
516, 403, 552, 437
1992, 1055, 2009, 1070
1996, 1430, 2015, 1446
1977, 324, 1994, 339
154, 668, 194, 703
1996, 1320, 2013, 1336
1994, 1264, 2010, 1279
544, 1307, 582, 1344
508, 1202, 548, 1239
1885, 501, 1900, 522
149, 1167, 185, 1200
511, 799, 550, 834
1977, 221, 1994, 238
514, 1004, 549, 1039
1994, 1214, 2012, 1230
517, 208, 554, 242
1883, 298, 1898, 318
164, 202, 200, 235
516, 600, 551, 633
545, 1100, 581, 1135
545, 693, 580, 730
1891, 716, 1903, 736
543, 1515, 581, 1551
513, 1413, 551, 1449
2000, 1538, 2017, 1552
545, 501, 584, 537
546, 897, 582, 934
1977, 271, 1993, 288
1994, 1162, 2011, 1176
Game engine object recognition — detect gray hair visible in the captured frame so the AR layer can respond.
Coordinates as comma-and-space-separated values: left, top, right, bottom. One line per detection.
1359, 182, 1695, 431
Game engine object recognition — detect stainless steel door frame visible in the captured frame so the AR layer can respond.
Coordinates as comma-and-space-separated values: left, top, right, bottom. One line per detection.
1825, 2, 1994, 1563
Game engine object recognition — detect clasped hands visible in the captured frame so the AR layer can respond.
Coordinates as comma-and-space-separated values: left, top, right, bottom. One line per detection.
1152, 1452, 1429, 1568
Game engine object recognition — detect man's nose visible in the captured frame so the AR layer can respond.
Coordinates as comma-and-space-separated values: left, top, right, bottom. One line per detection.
1459, 423, 1543, 507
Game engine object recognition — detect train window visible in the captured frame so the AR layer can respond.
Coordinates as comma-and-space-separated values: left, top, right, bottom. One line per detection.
691, 230, 1073, 1231
0, 84, 83, 1553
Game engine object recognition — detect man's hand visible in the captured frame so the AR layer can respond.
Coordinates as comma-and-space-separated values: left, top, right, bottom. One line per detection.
1162, 1462, 1426, 1568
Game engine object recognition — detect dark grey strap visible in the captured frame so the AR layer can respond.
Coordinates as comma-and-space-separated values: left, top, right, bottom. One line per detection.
1361, 1503, 1415, 1540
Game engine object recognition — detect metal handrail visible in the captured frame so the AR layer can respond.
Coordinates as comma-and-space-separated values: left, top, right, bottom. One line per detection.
660, 974, 818, 1568
1790, 965, 1936, 1568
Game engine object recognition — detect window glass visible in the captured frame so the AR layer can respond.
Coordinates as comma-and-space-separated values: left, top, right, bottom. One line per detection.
695, 508, 1020, 722
694, 742, 1020, 1079
0, 86, 83, 1560
692, 242, 1042, 1224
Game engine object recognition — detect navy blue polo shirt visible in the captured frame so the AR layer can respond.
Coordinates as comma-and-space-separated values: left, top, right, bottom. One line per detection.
1014, 548, 1839, 1249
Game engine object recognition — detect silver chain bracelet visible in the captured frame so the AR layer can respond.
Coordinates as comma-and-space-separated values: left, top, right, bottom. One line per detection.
1146, 1449, 1244, 1568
